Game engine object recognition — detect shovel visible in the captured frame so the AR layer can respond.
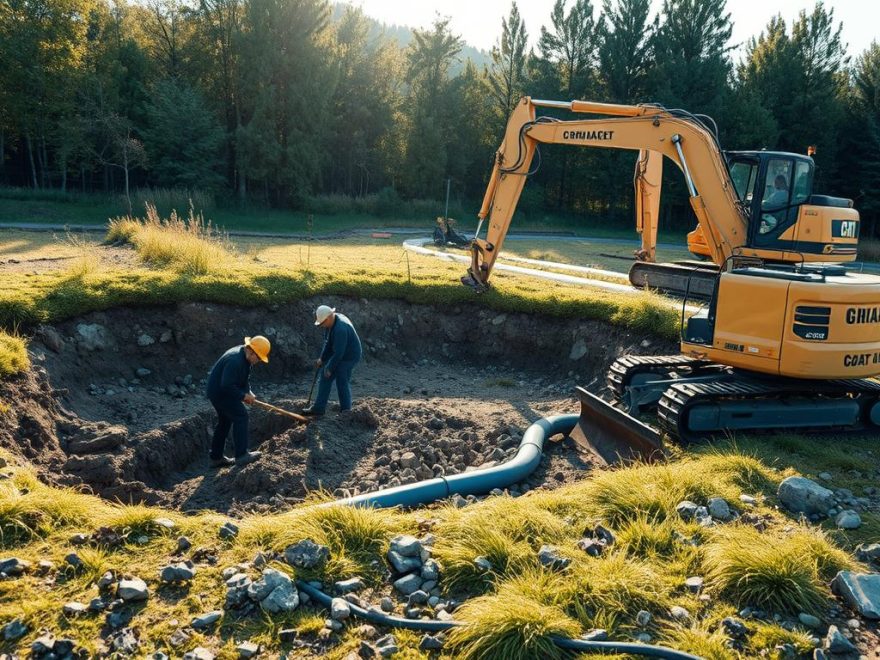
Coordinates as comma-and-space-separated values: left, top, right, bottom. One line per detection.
306, 366, 321, 407
252, 399, 310, 423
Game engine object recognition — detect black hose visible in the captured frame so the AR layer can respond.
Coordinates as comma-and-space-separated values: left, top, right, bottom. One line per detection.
296, 581, 703, 659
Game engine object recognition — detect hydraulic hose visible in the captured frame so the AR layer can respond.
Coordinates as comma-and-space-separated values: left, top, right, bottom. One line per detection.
296, 580, 702, 660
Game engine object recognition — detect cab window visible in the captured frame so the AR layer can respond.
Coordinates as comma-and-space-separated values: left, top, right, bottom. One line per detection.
762, 159, 792, 210
729, 160, 758, 203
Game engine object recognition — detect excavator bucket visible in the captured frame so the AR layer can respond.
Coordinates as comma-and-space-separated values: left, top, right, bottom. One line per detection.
569, 387, 664, 466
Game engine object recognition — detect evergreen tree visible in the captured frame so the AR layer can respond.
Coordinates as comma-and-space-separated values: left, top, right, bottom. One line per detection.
489, 2, 529, 123
597, 0, 654, 103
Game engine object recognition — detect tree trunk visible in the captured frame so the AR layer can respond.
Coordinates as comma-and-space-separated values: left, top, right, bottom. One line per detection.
123, 139, 132, 216
26, 133, 39, 189
61, 156, 67, 192
40, 134, 49, 188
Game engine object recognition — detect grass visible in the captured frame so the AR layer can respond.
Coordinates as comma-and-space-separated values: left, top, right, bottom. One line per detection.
0, 330, 28, 378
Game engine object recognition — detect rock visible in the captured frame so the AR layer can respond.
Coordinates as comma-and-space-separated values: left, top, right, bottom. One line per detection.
636, 610, 651, 627
813, 650, 829, 660
88, 597, 106, 612
261, 580, 299, 614
64, 552, 82, 569
37, 560, 54, 573
835, 510, 862, 529
0, 557, 30, 576
219, 521, 239, 539
38, 325, 65, 352
419, 634, 445, 651
818, 472, 833, 481
248, 568, 288, 602
62, 601, 87, 616
798, 613, 822, 629
824, 625, 857, 654
183, 648, 215, 660
3, 619, 27, 641
191, 610, 223, 629
236, 641, 260, 658
285, 539, 330, 568
226, 573, 253, 608
375, 634, 398, 657
739, 494, 756, 505
137, 333, 155, 346
676, 500, 699, 521
538, 544, 570, 571
69, 532, 89, 545
117, 577, 149, 601
97, 570, 115, 589
635, 633, 652, 643
855, 543, 880, 563
421, 580, 437, 592
577, 537, 605, 557
153, 517, 175, 529
722, 617, 749, 639
278, 628, 297, 643
31, 633, 56, 655
253, 551, 269, 568
707, 496, 732, 521
427, 417, 445, 430
400, 452, 420, 469
110, 628, 139, 654
694, 505, 713, 526
569, 339, 587, 361
831, 571, 880, 619
474, 556, 493, 572
160, 561, 196, 582
387, 550, 421, 575
408, 590, 429, 605
336, 577, 365, 594
670, 606, 690, 622
76, 323, 109, 351
421, 559, 440, 581
380, 597, 394, 612
777, 476, 834, 515
685, 576, 704, 593
177, 536, 192, 553
390, 534, 422, 557
331, 597, 352, 621
393, 573, 423, 595
136, 367, 151, 377
581, 629, 608, 642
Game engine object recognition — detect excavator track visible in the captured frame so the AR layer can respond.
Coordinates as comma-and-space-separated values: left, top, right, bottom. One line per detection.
657, 376, 880, 442
628, 261, 719, 299
607, 355, 714, 402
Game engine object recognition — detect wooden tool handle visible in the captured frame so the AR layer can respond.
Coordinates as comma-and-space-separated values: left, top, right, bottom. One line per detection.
252, 399, 309, 423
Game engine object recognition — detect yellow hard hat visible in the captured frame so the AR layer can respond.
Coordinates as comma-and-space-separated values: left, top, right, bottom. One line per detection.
244, 335, 271, 363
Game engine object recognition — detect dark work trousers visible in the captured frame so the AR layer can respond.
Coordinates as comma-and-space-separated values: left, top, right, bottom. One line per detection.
209, 397, 249, 459
312, 360, 358, 413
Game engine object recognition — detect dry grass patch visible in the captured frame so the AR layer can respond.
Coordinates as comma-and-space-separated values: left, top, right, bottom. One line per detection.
0, 330, 28, 379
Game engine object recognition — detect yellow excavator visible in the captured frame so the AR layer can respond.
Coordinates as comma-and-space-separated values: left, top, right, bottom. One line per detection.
463, 96, 880, 456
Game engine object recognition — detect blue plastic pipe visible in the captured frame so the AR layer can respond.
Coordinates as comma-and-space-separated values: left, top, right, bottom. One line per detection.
332, 414, 578, 508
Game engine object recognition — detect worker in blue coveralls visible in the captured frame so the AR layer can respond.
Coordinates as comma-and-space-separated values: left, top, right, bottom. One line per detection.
206, 335, 270, 467
302, 305, 362, 416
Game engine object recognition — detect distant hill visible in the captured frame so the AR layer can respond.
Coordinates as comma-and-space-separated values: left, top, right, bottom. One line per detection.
331, 3, 493, 74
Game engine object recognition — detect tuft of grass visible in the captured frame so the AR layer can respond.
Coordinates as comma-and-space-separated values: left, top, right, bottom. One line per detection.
106, 203, 234, 275
447, 587, 581, 660
614, 513, 682, 559
661, 624, 736, 660
746, 621, 815, 657
0, 330, 29, 378
703, 524, 854, 614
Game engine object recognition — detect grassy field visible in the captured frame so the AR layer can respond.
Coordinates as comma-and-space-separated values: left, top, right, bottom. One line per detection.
1, 215, 879, 658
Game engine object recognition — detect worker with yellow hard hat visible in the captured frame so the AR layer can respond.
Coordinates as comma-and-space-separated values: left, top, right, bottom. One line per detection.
205, 335, 271, 467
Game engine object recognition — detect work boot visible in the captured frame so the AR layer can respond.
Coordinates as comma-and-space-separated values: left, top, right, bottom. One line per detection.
210, 455, 235, 468
235, 451, 262, 466
300, 406, 324, 416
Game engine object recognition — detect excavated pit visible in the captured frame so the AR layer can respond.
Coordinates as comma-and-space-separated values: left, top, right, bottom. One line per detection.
1, 298, 674, 514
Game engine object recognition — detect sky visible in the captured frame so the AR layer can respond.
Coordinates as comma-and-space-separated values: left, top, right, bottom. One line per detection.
344, 0, 878, 58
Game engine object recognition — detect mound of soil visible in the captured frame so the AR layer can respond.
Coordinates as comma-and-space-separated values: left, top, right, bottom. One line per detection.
1, 298, 673, 513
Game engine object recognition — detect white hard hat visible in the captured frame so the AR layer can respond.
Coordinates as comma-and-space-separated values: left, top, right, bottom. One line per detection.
315, 304, 336, 325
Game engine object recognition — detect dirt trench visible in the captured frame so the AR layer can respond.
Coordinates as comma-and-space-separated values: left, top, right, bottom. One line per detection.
0, 297, 674, 514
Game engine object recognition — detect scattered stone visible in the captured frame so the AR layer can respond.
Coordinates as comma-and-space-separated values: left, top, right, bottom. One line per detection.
191, 611, 223, 629
375, 634, 398, 657
117, 577, 149, 601
831, 571, 880, 619
581, 629, 608, 642
824, 625, 857, 654
777, 476, 834, 515
636, 610, 652, 627
226, 573, 253, 609
0, 557, 30, 576
675, 500, 699, 521
278, 628, 297, 643
97, 570, 115, 589
219, 521, 239, 539
577, 537, 605, 557
64, 552, 82, 569
31, 633, 56, 655
835, 510, 862, 529
670, 606, 690, 622
285, 539, 330, 568
110, 628, 139, 654
253, 551, 269, 569
236, 641, 261, 658
153, 517, 175, 529
538, 544, 570, 571
685, 576, 704, 593
635, 632, 652, 643
69, 532, 89, 545
419, 634, 445, 651
387, 550, 421, 575
160, 561, 196, 583
3, 619, 27, 641
135, 367, 151, 377
400, 452, 420, 469
694, 505, 713, 527
37, 559, 54, 573
722, 617, 749, 639
393, 573, 423, 596
76, 323, 109, 351
818, 472, 833, 482
798, 613, 822, 630
707, 496, 732, 521
88, 598, 106, 612
62, 602, 87, 616
336, 577, 365, 594
177, 536, 192, 553
855, 543, 880, 563
408, 590, 429, 605
183, 647, 215, 660
331, 597, 352, 621
739, 494, 756, 505
380, 597, 394, 613
390, 534, 422, 557
261, 579, 299, 614
474, 556, 493, 572
813, 649, 829, 660
137, 333, 155, 346
421, 558, 440, 581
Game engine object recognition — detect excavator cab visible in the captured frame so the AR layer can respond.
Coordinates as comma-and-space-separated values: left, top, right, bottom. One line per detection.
726, 151, 859, 261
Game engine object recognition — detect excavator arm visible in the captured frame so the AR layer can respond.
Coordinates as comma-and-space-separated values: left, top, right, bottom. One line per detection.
463, 97, 747, 291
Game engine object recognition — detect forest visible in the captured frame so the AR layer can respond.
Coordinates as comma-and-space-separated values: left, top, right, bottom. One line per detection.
1, 0, 878, 235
